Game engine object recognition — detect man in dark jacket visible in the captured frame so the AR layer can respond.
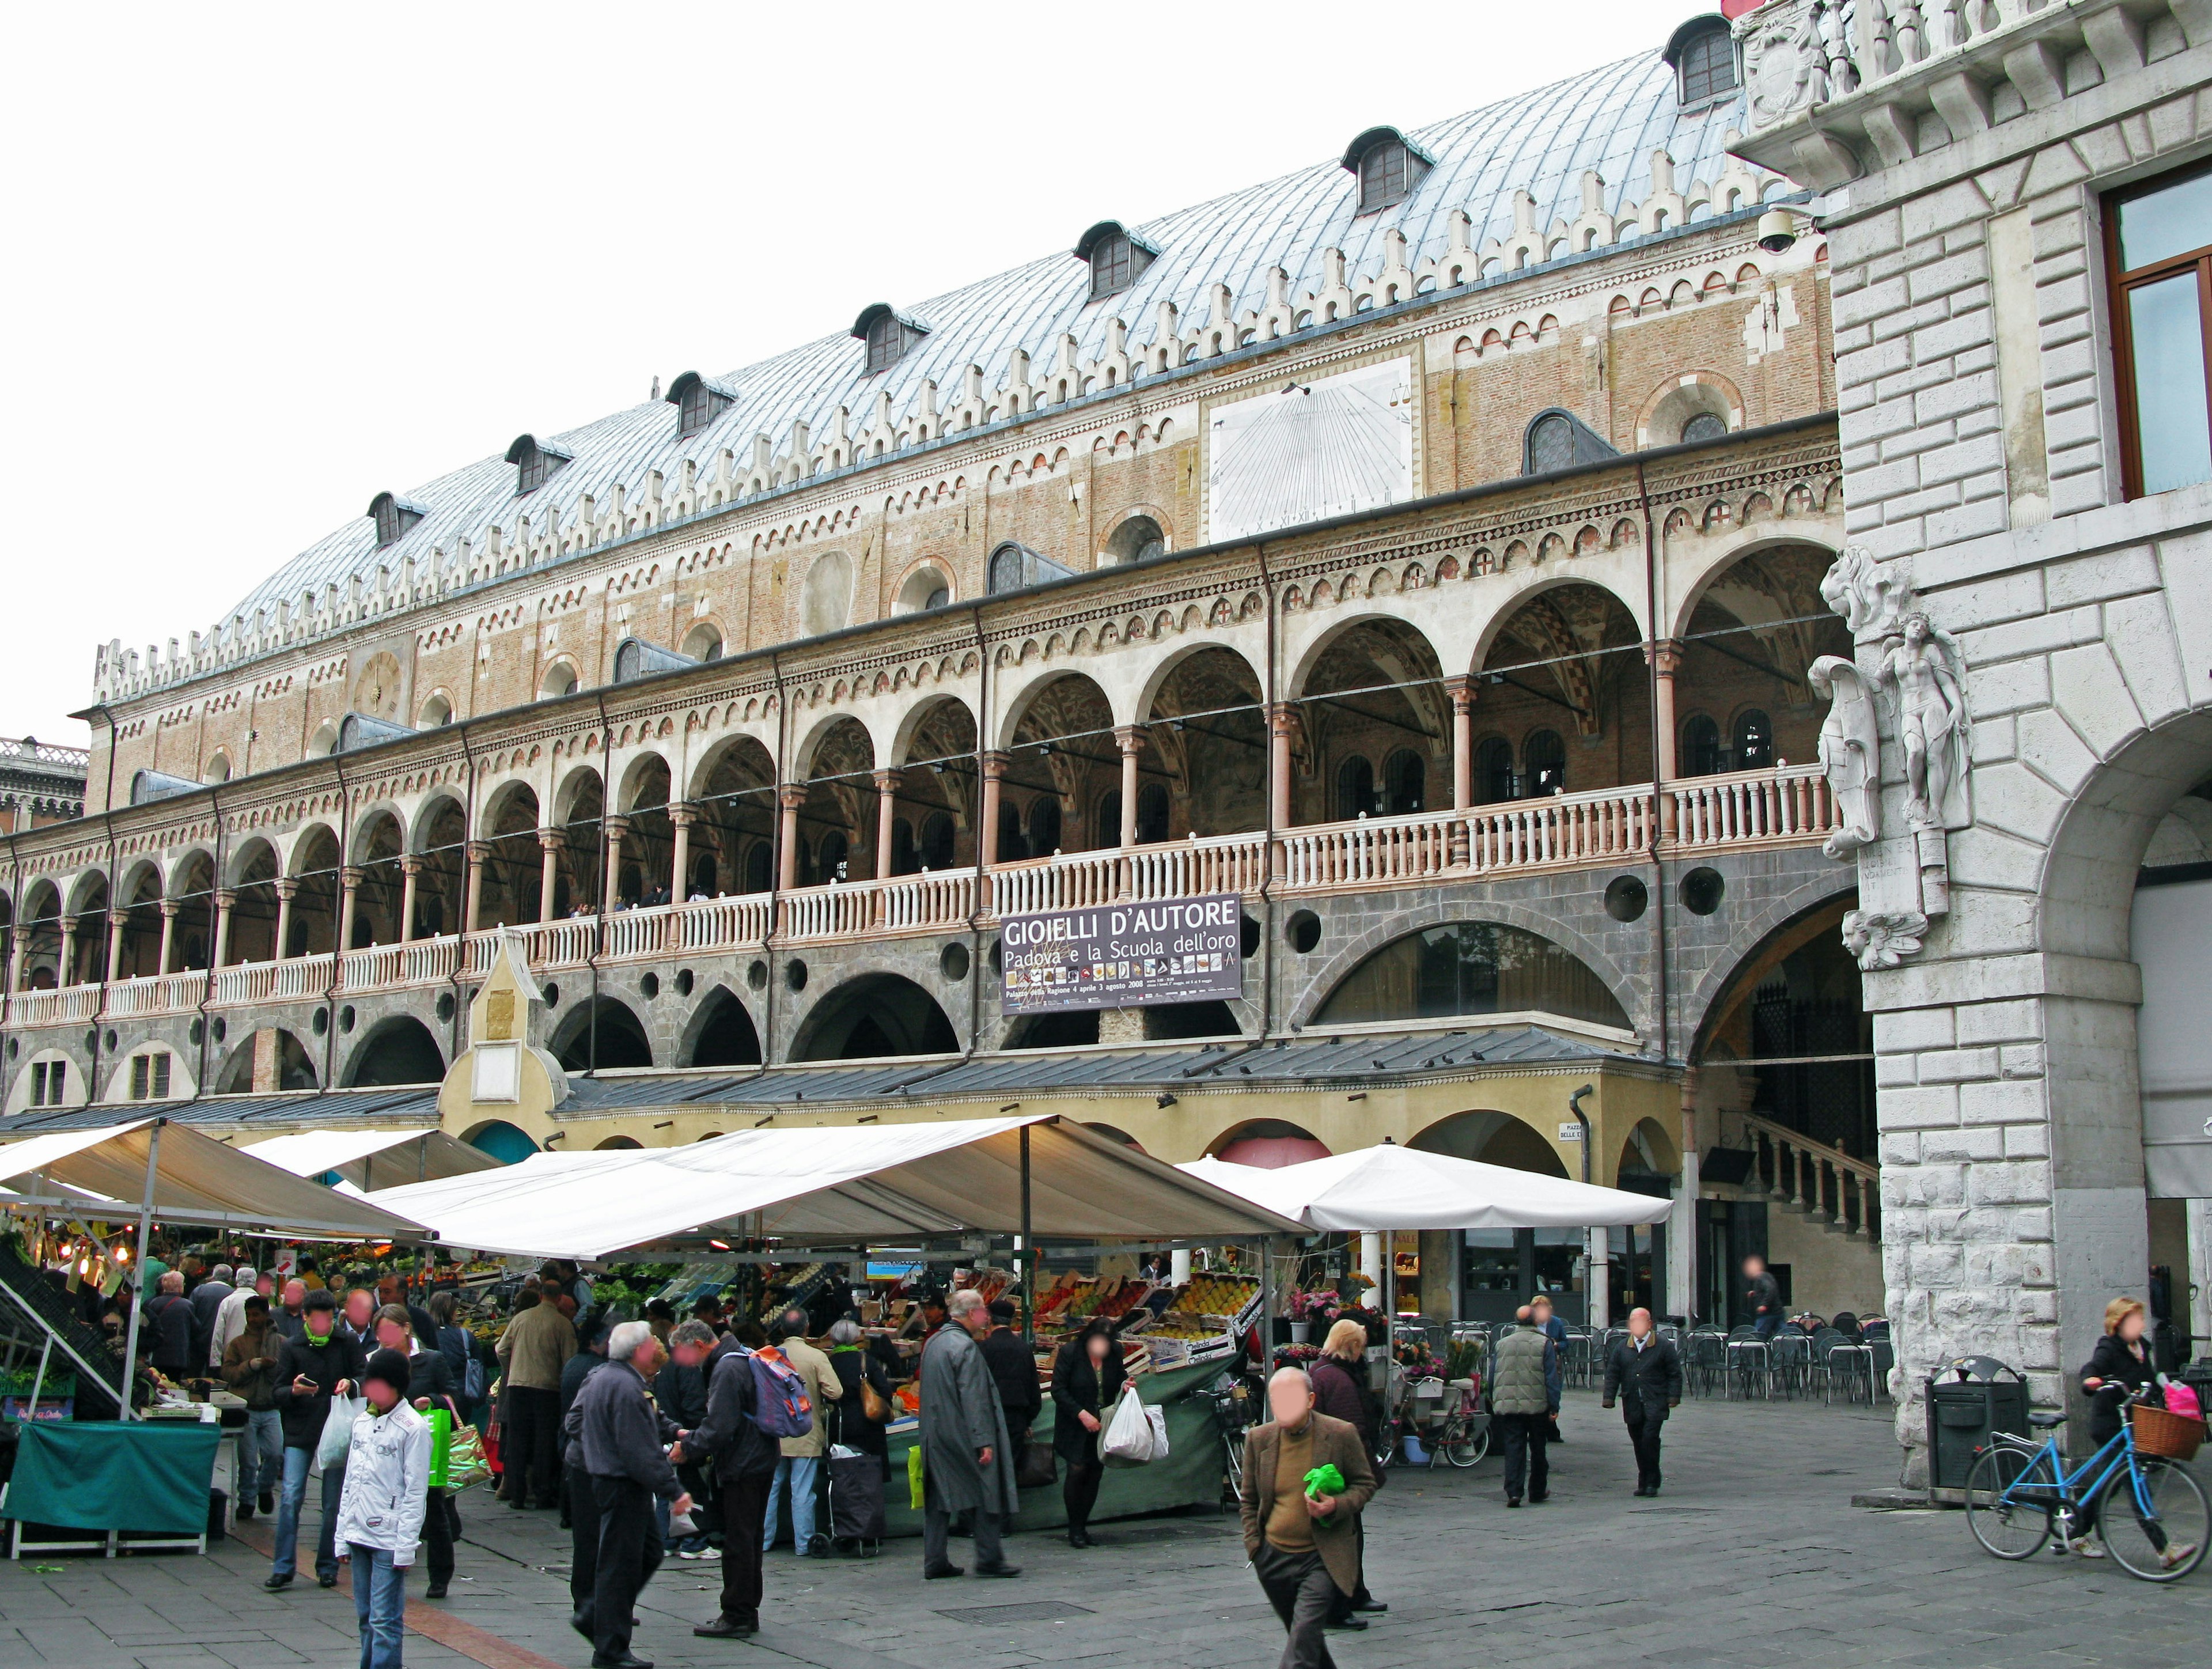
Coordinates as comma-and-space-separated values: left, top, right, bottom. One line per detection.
652, 1319, 713, 1558
978, 1300, 1043, 1464
189, 1264, 233, 1371
265, 1289, 366, 1589
575, 1322, 691, 1669
1741, 1254, 1782, 1339
671, 1319, 779, 1638
145, 1271, 196, 1381
1601, 1307, 1683, 1497
560, 1322, 611, 1532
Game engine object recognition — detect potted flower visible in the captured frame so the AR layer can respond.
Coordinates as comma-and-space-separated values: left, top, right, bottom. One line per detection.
1286, 1288, 1335, 1343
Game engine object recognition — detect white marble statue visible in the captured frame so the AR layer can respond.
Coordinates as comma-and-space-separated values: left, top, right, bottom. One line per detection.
1809, 654, 1881, 857
1883, 612, 1971, 830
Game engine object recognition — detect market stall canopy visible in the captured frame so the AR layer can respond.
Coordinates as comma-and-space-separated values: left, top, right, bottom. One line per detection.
0, 1117, 433, 1241
239, 1127, 503, 1191
1179, 1144, 1673, 1232
368, 1115, 1305, 1260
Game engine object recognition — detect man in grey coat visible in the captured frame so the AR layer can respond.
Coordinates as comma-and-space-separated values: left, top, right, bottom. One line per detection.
918, 1289, 1020, 1580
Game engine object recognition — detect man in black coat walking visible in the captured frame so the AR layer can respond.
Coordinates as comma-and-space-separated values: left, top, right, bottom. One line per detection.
574, 1321, 691, 1669
264, 1289, 366, 1588
978, 1300, 1043, 1471
1601, 1307, 1683, 1497
671, 1319, 780, 1638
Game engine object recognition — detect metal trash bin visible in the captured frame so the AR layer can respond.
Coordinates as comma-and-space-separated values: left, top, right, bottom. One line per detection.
1925, 1356, 2029, 1496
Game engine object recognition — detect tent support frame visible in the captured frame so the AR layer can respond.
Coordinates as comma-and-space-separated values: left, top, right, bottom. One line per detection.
116, 1120, 164, 1422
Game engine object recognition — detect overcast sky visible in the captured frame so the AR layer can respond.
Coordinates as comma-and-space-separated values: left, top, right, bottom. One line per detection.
0, 1, 1693, 745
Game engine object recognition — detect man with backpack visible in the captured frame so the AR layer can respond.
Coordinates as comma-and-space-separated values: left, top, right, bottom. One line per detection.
670, 1319, 784, 1639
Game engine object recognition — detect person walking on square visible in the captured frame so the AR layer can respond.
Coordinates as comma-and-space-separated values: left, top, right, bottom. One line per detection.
670, 1319, 779, 1638
1741, 1254, 1782, 1341
1491, 1307, 1552, 1507
1050, 1318, 1125, 1550
266, 1288, 365, 1590
374, 1304, 461, 1598
1601, 1307, 1682, 1497
1238, 1366, 1378, 1669
1308, 1318, 1385, 1625
575, 1321, 692, 1669
759, 1307, 840, 1558
334, 1348, 431, 1669
1529, 1293, 1567, 1444
497, 1285, 576, 1509
919, 1289, 1020, 1580
218, 1294, 284, 1520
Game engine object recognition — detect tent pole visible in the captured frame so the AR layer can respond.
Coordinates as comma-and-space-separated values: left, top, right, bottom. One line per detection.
1258, 1237, 1272, 1371
1018, 1125, 1033, 1349
117, 1119, 165, 1422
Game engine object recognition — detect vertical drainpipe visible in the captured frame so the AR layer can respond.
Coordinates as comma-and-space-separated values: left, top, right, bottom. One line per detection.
967, 607, 990, 1057
1254, 542, 1276, 1043
322, 752, 353, 1095
587, 690, 613, 1078
762, 651, 787, 1071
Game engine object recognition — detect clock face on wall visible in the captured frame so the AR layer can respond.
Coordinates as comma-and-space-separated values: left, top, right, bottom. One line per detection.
355, 652, 403, 718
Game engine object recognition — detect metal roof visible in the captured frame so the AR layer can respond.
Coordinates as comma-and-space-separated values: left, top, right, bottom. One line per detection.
0, 1086, 441, 1138
216, 44, 1753, 643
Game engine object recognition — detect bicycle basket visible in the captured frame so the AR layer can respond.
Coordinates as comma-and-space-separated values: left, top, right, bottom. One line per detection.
2130, 1401, 2206, 1462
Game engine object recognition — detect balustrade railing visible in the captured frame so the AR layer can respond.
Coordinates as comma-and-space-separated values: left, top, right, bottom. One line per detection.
878, 868, 976, 933
1468, 785, 1654, 873
1127, 832, 1269, 902
1281, 809, 1460, 890
1741, 1110, 1880, 1240
104, 971, 206, 1017
779, 881, 880, 943
1670, 764, 1836, 850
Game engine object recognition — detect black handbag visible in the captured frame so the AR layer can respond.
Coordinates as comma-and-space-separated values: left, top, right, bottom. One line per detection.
1016, 1435, 1057, 1489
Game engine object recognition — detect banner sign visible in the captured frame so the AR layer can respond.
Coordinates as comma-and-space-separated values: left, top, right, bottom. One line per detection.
1001, 894, 1244, 1015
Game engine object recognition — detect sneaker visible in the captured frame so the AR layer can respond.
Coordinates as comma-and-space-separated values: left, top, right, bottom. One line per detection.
2159, 1541, 2198, 1571
678, 1541, 719, 1561
2068, 1537, 2106, 1560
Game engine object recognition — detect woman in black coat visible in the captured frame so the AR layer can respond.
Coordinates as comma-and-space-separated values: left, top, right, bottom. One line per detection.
2074, 1295, 2192, 1569
825, 1318, 893, 1460
1050, 1319, 1125, 1549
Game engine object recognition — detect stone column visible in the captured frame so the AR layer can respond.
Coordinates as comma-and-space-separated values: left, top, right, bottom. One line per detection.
602, 815, 631, 909
1113, 727, 1145, 847
57, 915, 78, 986
105, 910, 127, 982
1672, 1066, 1700, 1324
1267, 702, 1298, 880
1587, 1225, 1610, 1330
464, 842, 491, 932
777, 786, 806, 891
667, 804, 696, 903
1445, 677, 1476, 809
872, 771, 900, 881
978, 752, 1010, 914
7, 924, 28, 993
537, 830, 563, 921
211, 890, 237, 970
1647, 639, 1682, 839
398, 855, 422, 943
156, 900, 179, 976
338, 866, 363, 955
272, 879, 297, 962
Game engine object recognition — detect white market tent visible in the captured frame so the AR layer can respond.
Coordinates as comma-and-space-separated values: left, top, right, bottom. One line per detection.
240, 1127, 502, 1192
1179, 1144, 1673, 1232
368, 1114, 1305, 1261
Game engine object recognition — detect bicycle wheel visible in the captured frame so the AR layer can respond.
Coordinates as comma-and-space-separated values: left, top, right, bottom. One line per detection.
1370, 1425, 1396, 1473
1963, 1445, 2054, 1560
2095, 1456, 2209, 1581
1441, 1414, 1489, 1468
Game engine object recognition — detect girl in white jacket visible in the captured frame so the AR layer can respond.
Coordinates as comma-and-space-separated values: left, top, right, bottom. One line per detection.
336, 1348, 433, 1669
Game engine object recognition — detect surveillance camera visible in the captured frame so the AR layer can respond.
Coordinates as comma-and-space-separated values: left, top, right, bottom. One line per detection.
1756, 208, 1798, 253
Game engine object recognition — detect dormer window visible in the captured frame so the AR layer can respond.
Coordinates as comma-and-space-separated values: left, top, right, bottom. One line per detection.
367, 492, 427, 548
1665, 15, 1738, 108
506, 433, 574, 496
852, 304, 929, 375
667, 371, 737, 438
1073, 221, 1159, 300
1341, 127, 1433, 214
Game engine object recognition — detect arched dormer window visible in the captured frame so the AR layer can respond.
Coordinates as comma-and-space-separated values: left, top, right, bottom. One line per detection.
367, 492, 427, 548
1522, 408, 1620, 475
987, 541, 1073, 595
851, 304, 929, 375
1073, 221, 1158, 300
506, 433, 574, 496
666, 371, 737, 438
1664, 15, 1738, 109
1341, 127, 1434, 215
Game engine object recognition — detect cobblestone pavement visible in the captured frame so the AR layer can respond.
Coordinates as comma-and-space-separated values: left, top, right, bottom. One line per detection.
3, 1390, 2206, 1669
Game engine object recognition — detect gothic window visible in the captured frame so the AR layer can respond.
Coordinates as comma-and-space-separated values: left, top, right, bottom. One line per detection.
1682, 714, 1722, 777
1336, 755, 1376, 820
1734, 709, 1774, 771
1680, 411, 1728, 444
2109, 161, 2212, 497
817, 830, 850, 883
1475, 736, 1516, 804
1384, 748, 1426, 815
742, 841, 773, 894
997, 800, 1028, 863
1676, 24, 1737, 106
891, 819, 916, 876
1528, 412, 1574, 473
1096, 789, 1122, 849
1524, 729, 1567, 795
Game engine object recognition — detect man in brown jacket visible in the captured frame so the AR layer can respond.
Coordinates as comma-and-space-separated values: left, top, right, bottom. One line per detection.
1238, 1367, 1378, 1669
496, 1288, 576, 1508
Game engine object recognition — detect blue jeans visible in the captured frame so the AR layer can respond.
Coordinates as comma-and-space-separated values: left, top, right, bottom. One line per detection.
272, 1447, 345, 1581
349, 1543, 408, 1669
239, 1410, 283, 1503
763, 1455, 819, 1551
1753, 1313, 1781, 1341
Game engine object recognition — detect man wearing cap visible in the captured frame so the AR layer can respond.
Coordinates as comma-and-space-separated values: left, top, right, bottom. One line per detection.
335, 1348, 432, 1669
266, 1289, 366, 1589
979, 1299, 1042, 1486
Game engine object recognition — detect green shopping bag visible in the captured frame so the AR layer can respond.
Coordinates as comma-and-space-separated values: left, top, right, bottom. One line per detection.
907, 1444, 925, 1511
428, 1407, 453, 1490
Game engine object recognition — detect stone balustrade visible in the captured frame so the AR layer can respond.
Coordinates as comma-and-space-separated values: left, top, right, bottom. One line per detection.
1742, 1108, 1881, 1239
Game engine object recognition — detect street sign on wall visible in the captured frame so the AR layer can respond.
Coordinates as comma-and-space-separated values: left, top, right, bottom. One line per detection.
1000, 894, 1244, 1015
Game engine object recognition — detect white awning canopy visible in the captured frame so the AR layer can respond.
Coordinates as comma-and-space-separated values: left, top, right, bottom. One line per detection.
0, 1118, 432, 1241
1179, 1144, 1673, 1232
368, 1115, 1305, 1261
240, 1128, 503, 1191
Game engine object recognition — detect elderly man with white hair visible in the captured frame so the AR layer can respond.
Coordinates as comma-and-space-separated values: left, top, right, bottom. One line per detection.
573, 1320, 692, 1669
1238, 1366, 1378, 1669
918, 1288, 1021, 1581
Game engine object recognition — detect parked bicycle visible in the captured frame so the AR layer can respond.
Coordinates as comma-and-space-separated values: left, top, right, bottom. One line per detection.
1963, 1387, 2208, 1581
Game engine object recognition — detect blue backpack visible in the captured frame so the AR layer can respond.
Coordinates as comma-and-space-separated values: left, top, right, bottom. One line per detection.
747, 1346, 814, 1440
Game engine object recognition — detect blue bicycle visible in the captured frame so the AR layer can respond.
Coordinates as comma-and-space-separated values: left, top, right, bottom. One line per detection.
1963, 1390, 2207, 1581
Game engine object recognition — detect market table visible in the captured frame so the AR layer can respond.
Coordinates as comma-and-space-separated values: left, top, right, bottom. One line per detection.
1, 1419, 221, 1557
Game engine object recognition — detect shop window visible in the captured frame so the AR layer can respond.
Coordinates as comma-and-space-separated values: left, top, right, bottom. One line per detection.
1383, 748, 1426, 815
1475, 736, 1516, 804
1336, 755, 1376, 820
1733, 709, 1773, 771
1682, 714, 1722, 777
2108, 161, 2212, 497
1316, 919, 1629, 1029
1135, 782, 1170, 843
1524, 729, 1567, 795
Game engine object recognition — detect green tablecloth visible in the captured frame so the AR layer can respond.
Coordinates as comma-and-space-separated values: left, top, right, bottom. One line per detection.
5, 1420, 221, 1533
877, 1359, 1227, 1538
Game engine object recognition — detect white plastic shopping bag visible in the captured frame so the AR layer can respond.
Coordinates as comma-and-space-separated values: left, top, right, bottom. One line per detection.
315, 1394, 366, 1472
1100, 1383, 1155, 1467
1143, 1404, 1171, 1460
